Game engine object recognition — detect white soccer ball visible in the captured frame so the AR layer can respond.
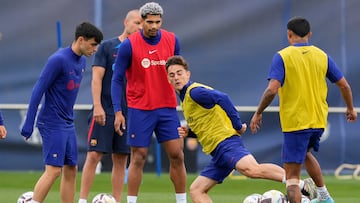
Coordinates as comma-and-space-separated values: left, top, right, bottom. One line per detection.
243, 193, 262, 203
260, 189, 287, 203
92, 193, 116, 203
17, 191, 33, 203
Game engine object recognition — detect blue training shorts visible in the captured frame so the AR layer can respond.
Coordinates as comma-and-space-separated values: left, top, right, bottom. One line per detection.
38, 125, 78, 167
200, 135, 250, 183
127, 107, 180, 147
87, 114, 130, 154
282, 129, 323, 164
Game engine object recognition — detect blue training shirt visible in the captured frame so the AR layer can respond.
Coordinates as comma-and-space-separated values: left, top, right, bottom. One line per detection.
23, 46, 86, 134
92, 37, 127, 116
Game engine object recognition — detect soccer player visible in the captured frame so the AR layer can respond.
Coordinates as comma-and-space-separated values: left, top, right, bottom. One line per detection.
165, 55, 315, 203
0, 111, 7, 139
21, 22, 103, 203
111, 2, 187, 203
250, 17, 357, 203
78, 10, 141, 203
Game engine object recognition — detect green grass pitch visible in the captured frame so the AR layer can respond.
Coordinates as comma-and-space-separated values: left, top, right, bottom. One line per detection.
1, 171, 360, 202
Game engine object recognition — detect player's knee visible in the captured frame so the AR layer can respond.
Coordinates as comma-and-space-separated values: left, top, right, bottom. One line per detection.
130, 152, 147, 167
189, 183, 202, 198
167, 151, 185, 166
86, 152, 103, 163
46, 167, 62, 178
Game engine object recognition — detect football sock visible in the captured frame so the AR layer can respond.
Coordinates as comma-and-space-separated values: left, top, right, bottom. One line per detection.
78, 199, 87, 203
298, 180, 304, 189
127, 196, 137, 203
282, 176, 304, 189
317, 186, 330, 200
175, 193, 187, 203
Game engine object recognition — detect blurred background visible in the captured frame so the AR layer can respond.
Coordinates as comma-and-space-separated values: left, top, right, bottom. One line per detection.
0, 0, 359, 174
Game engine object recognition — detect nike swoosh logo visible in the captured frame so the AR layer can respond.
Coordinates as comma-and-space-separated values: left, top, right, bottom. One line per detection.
302, 50, 310, 54
149, 50, 157, 54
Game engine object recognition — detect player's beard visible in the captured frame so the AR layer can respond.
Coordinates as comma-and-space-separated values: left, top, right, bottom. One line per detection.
147, 29, 158, 37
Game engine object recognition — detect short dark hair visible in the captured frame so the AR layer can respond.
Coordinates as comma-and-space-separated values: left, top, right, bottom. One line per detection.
75, 22, 103, 44
287, 17, 310, 37
166, 55, 188, 71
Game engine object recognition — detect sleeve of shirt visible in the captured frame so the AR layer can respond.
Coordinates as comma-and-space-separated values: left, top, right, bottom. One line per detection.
174, 36, 180, 55
268, 53, 285, 85
0, 111, 3, 125
22, 56, 62, 133
326, 55, 344, 83
111, 39, 132, 112
190, 87, 243, 130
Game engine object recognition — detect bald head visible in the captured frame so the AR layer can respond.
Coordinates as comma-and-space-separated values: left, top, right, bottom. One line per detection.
122, 9, 141, 38
126, 9, 140, 20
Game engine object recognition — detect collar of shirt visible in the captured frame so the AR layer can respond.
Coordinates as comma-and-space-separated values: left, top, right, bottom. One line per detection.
179, 81, 193, 101
293, 42, 310, 47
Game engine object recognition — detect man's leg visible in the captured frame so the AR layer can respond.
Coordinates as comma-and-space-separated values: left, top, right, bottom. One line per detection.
189, 176, 217, 203
79, 151, 103, 201
32, 165, 62, 203
305, 152, 333, 202
111, 153, 128, 202
163, 139, 187, 203
284, 163, 302, 203
61, 165, 78, 203
235, 154, 285, 182
127, 147, 148, 202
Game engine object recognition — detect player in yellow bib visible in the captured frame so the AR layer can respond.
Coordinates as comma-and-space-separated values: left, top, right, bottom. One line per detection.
250, 17, 357, 203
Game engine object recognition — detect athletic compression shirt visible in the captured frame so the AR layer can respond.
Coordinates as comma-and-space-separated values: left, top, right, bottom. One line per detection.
111, 29, 180, 112
23, 46, 86, 132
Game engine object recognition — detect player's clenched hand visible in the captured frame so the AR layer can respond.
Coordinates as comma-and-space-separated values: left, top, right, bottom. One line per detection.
0, 126, 7, 139
177, 126, 189, 138
346, 109, 357, 122
21, 123, 33, 140
236, 123, 247, 135
250, 113, 262, 134
114, 111, 126, 136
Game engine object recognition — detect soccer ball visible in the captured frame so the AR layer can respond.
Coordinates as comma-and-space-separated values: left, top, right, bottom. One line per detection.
92, 193, 116, 203
17, 191, 33, 203
260, 189, 286, 203
243, 193, 262, 203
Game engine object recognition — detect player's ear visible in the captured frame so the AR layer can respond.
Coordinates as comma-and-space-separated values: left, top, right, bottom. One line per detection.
307, 31, 312, 39
77, 36, 85, 44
